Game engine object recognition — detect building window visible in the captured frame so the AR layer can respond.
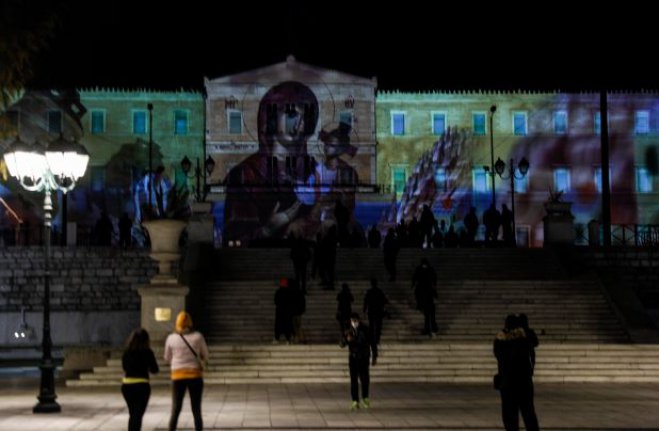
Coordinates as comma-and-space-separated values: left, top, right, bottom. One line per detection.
47, 110, 62, 134
554, 110, 568, 134
339, 110, 353, 128
594, 167, 612, 193
554, 168, 570, 192
391, 111, 405, 136
513, 112, 527, 136
392, 166, 407, 194
472, 168, 489, 193
90, 166, 106, 192
636, 167, 653, 193
434, 167, 447, 191
515, 174, 528, 193
431, 112, 446, 135
228, 109, 242, 134
132, 110, 147, 134
174, 110, 188, 135
594, 112, 601, 135
90, 110, 105, 134
472, 112, 486, 135
635, 110, 650, 135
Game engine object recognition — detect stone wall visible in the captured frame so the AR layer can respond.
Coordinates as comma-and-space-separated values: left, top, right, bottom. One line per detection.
0, 247, 158, 346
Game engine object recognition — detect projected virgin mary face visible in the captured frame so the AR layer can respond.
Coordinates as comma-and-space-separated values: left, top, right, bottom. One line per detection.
257, 81, 318, 156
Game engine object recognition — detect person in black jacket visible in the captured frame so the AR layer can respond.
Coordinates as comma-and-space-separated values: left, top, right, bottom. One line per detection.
412, 258, 438, 337
363, 278, 389, 345
122, 328, 159, 431
341, 312, 377, 410
493, 314, 540, 431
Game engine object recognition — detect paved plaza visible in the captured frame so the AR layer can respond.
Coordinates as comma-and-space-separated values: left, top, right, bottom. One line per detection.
0, 374, 658, 430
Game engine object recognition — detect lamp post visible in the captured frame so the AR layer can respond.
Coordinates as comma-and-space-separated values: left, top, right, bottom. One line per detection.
494, 156, 530, 246
147, 103, 154, 213
3, 134, 89, 413
488, 105, 497, 207
180, 155, 215, 202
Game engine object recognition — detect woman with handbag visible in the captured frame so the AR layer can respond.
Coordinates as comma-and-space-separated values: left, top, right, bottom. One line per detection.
164, 311, 209, 431
121, 328, 159, 431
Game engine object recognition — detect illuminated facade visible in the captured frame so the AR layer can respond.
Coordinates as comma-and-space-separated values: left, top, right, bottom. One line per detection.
1, 61, 658, 247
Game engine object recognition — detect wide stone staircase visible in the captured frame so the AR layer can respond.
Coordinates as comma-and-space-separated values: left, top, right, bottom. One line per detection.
67, 248, 659, 386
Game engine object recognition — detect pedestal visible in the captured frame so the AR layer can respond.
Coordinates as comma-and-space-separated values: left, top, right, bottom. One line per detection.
187, 202, 214, 244
138, 283, 189, 344
543, 201, 575, 246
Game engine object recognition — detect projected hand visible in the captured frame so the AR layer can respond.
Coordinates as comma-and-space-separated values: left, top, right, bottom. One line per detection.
262, 201, 302, 237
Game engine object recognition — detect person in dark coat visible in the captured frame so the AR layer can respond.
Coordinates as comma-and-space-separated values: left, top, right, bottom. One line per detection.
501, 204, 514, 246
382, 228, 400, 281
121, 328, 159, 431
341, 312, 377, 410
367, 225, 382, 249
119, 212, 133, 249
290, 235, 311, 293
274, 278, 294, 343
363, 278, 389, 345
463, 206, 479, 246
95, 211, 114, 246
419, 204, 435, 248
336, 283, 354, 335
412, 258, 438, 336
518, 313, 539, 372
493, 314, 540, 431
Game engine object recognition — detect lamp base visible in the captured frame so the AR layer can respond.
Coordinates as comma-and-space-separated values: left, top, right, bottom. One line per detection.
33, 399, 61, 413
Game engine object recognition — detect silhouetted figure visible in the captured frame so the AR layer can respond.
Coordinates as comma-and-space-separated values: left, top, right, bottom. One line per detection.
336, 283, 354, 335
501, 204, 514, 246
412, 258, 438, 336
408, 216, 422, 247
431, 220, 444, 248
122, 328, 159, 431
367, 225, 382, 249
464, 206, 479, 246
341, 312, 377, 410
444, 226, 459, 248
119, 212, 133, 249
95, 211, 114, 246
494, 314, 540, 431
334, 198, 351, 246
363, 278, 389, 345
419, 204, 436, 247
321, 226, 338, 289
311, 232, 323, 281
383, 228, 400, 281
483, 204, 501, 244
518, 313, 539, 372
290, 278, 307, 344
274, 278, 294, 343
290, 235, 311, 293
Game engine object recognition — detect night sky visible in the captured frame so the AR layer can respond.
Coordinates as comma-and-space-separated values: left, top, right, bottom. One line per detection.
24, 1, 659, 92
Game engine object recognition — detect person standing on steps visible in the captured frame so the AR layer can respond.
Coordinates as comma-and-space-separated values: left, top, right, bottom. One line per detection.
363, 278, 389, 345
341, 312, 377, 410
412, 258, 438, 337
121, 328, 159, 431
164, 311, 209, 431
493, 314, 540, 431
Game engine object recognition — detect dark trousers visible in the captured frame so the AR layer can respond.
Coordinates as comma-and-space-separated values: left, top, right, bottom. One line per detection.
293, 260, 307, 293
169, 378, 204, 431
349, 356, 370, 402
368, 313, 384, 345
500, 382, 539, 431
384, 254, 397, 280
275, 313, 293, 341
423, 304, 438, 334
121, 383, 151, 431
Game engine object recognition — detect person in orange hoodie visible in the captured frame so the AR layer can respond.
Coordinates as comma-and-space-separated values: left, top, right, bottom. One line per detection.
164, 311, 209, 431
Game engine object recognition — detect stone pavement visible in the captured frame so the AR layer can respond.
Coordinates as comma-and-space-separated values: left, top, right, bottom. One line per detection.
0, 376, 658, 430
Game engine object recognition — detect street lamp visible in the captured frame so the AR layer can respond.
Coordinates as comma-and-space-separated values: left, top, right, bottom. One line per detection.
494, 156, 530, 246
3, 134, 89, 413
488, 105, 497, 206
180, 155, 216, 202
